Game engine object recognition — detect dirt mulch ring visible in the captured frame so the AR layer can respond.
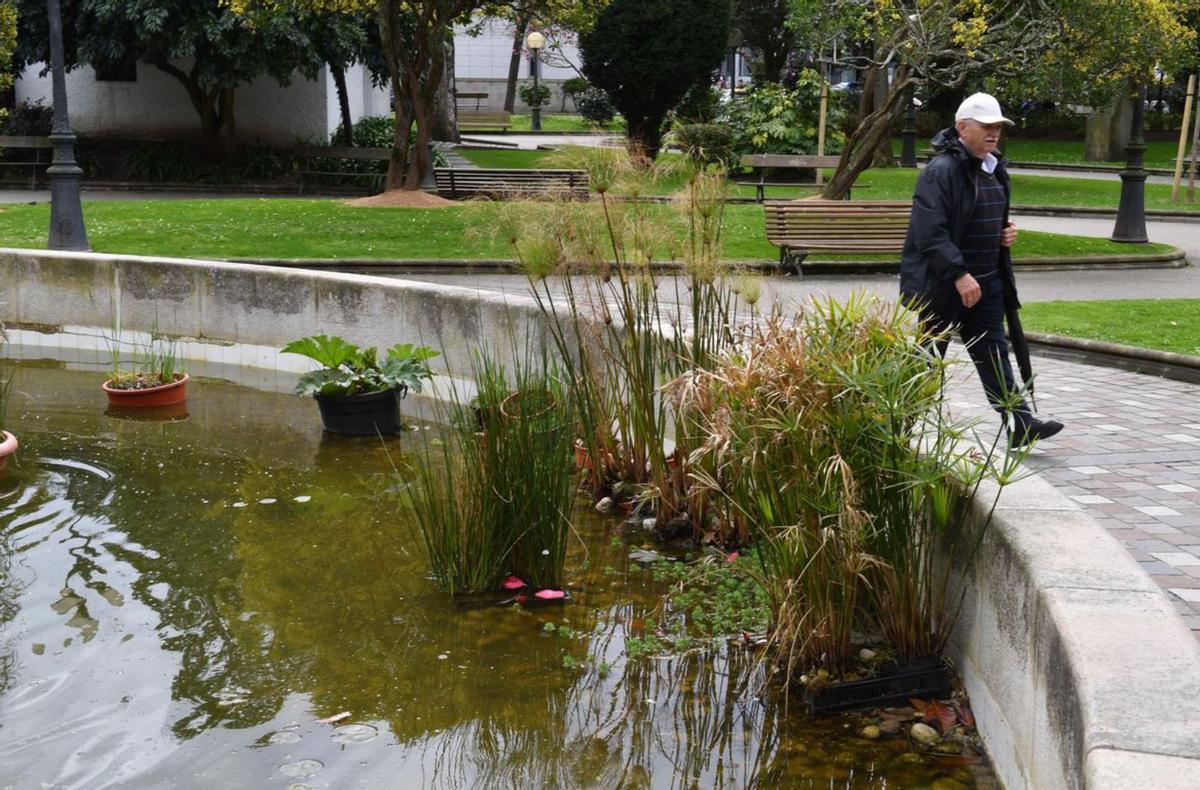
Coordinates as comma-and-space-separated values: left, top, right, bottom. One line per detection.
345, 190, 454, 208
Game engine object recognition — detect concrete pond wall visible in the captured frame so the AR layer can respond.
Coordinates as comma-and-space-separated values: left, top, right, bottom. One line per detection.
3, 248, 1199, 789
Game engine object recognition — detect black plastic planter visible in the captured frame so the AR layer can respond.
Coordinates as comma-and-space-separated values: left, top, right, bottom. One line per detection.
314, 387, 404, 436
806, 657, 953, 714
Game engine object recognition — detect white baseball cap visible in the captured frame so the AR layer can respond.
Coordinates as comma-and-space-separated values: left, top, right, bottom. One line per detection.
955, 93, 1014, 126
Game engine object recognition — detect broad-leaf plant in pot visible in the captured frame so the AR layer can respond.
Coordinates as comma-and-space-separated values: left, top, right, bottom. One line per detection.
283, 335, 438, 435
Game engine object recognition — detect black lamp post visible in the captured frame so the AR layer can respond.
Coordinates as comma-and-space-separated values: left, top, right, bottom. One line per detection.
526, 31, 544, 132
46, 0, 89, 251
1111, 84, 1148, 243
900, 86, 917, 167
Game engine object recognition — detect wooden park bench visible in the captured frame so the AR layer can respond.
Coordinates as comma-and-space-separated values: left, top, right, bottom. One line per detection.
458, 110, 512, 133
290, 145, 391, 194
454, 91, 489, 111
434, 167, 589, 200
0, 135, 52, 188
763, 199, 911, 274
740, 154, 846, 202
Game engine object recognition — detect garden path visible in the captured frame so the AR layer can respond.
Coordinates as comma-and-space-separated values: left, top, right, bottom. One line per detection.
944, 353, 1200, 640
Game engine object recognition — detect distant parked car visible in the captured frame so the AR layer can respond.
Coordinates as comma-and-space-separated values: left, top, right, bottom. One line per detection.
831, 81, 862, 93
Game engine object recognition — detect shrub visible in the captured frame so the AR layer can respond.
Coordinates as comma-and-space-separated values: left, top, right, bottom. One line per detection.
673, 81, 722, 124
126, 141, 204, 182
0, 100, 53, 136
518, 81, 551, 110
576, 88, 616, 125
720, 73, 841, 158
673, 123, 735, 166
561, 76, 590, 111
351, 115, 394, 148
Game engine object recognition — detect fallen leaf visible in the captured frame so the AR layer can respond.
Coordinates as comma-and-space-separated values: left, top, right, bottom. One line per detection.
927, 700, 957, 732
317, 711, 351, 725
955, 702, 976, 728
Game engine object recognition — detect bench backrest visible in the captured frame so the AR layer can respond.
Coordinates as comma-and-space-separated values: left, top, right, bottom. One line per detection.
741, 154, 842, 169
434, 167, 589, 199
290, 145, 391, 161
763, 199, 911, 250
0, 135, 51, 149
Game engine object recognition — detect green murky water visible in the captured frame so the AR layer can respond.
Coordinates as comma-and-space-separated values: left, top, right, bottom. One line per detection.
0, 362, 999, 789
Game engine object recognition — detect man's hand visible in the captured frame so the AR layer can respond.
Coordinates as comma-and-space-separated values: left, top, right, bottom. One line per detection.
1001, 220, 1018, 247
955, 273, 981, 308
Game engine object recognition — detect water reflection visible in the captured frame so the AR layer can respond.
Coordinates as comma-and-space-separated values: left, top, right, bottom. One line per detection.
0, 363, 997, 788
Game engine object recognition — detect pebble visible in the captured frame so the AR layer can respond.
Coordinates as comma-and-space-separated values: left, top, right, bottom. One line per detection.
910, 722, 939, 745
641, 518, 657, 531
860, 725, 881, 740
595, 497, 614, 513
858, 648, 877, 661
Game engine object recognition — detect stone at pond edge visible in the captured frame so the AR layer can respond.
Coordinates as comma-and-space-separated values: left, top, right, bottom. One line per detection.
595, 497, 614, 513
641, 518, 657, 532
910, 722, 939, 745
860, 725, 881, 740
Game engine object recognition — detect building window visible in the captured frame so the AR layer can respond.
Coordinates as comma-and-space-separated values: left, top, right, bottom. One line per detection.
95, 57, 137, 82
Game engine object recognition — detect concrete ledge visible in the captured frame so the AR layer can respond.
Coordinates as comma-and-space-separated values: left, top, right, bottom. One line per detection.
952, 473, 1200, 789
0, 247, 564, 388
4, 247, 1199, 789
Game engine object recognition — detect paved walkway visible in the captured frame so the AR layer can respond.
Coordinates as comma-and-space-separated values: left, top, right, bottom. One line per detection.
944, 351, 1200, 639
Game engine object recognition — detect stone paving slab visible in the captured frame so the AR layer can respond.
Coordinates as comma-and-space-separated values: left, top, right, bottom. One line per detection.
946, 351, 1200, 640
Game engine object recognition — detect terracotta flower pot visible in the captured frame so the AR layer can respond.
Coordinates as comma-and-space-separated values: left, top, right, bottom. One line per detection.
102, 373, 189, 408
0, 431, 18, 472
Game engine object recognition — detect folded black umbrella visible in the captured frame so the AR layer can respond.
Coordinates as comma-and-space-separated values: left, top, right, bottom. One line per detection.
1005, 301, 1036, 411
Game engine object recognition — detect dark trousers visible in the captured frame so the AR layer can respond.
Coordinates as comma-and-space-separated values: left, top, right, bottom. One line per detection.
918, 274, 1030, 428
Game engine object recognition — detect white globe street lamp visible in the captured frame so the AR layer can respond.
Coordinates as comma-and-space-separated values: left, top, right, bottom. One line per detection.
526, 31, 545, 131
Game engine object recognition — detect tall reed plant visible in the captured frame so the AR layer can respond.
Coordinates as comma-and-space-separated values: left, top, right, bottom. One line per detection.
402, 342, 577, 594
503, 153, 751, 535
676, 295, 1016, 678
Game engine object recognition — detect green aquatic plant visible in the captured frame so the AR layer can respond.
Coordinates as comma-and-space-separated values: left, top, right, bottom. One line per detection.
402, 342, 577, 594
676, 294, 1014, 680
282, 335, 437, 397
105, 325, 186, 391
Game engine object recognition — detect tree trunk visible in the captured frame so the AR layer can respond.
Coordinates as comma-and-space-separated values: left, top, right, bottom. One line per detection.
331, 64, 354, 145
822, 73, 914, 200
379, 0, 409, 191
220, 88, 236, 148
431, 33, 458, 142
153, 58, 227, 151
504, 16, 529, 113
627, 113, 666, 164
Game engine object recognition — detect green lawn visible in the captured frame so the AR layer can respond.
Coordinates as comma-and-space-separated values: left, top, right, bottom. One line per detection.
506, 113, 625, 133
1020, 299, 1200, 356
457, 148, 554, 169
891, 138, 1181, 169
0, 198, 1173, 263
850, 167, 1200, 212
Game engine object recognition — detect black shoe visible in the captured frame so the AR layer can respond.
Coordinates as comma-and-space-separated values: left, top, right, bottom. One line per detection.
1009, 418, 1064, 449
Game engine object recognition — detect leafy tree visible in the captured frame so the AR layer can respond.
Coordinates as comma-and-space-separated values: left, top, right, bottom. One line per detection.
720, 71, 839, 157
733, 0, 792, 83
0, 4, 15, 127
581, 0, 732, 162
790, 0, 1195, 200
14, 0, 314, 149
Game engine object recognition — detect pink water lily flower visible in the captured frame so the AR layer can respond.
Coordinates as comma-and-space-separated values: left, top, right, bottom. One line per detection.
502, 575, 527, 590
534, 589, 566, 600
726, 551, 739, 563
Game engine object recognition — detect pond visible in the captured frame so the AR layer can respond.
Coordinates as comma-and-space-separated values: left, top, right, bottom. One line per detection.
0, 361, 999, 789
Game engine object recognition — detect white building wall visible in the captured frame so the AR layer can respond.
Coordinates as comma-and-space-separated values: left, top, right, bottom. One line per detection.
16, 60, 328, 146
453, 18, 582, 111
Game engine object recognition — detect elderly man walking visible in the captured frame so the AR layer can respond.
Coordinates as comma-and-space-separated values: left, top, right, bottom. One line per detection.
900, 92, 1063, 448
